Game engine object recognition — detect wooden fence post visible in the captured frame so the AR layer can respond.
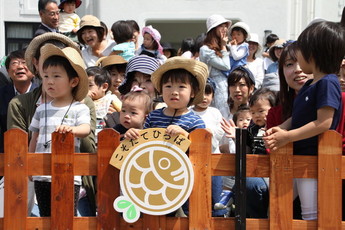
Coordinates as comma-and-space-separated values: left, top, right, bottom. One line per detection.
97, 129, 121, 230
269, 142, 293, 230
189, 129, 212, 229
318, 130, 342, 229
4, 129, 28, 230
51, 132, 75, 230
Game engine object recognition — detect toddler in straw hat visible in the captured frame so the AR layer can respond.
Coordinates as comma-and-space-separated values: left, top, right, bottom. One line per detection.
124, 56, 207, 139
28, 44, 91, 217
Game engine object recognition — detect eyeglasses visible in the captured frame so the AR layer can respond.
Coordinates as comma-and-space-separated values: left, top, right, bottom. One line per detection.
44, 10, 59, 17
10, 60, 26, 67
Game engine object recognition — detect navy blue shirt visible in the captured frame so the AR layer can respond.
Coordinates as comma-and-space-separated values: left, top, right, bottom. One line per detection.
291, 74, 341, 155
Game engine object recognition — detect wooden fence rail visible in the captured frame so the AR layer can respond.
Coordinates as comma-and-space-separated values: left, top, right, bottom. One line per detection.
0, 128, 343, 229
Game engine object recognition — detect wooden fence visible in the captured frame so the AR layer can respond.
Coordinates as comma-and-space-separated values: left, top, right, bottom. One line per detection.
0, 128, 343, 230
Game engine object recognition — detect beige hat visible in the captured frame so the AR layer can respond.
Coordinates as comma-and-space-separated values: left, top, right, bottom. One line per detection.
25, 32, 80, 75
96, 55, 127, 68
78, 15, 104, 32
269, 39, 286, 61
151, 57, 208, 105
39, 44, 88, 102
206, 14, 231, 33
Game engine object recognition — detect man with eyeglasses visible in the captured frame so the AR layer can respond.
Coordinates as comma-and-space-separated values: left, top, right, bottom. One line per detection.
0, 49, 37, 154
34, 0, 60, 37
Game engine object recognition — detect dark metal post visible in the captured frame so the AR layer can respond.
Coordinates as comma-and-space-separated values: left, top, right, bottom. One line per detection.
235, 128, 247, 230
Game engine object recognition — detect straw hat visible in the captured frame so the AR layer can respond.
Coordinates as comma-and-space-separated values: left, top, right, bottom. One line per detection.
39, 44, 88, 102
118, 55, 160, 95
230, 22, 250, 39
151, 57, 208, 105
59, 0, 82, 9
78, 15, 104, 33
96, 55, 127, 68
206, 14, 232, 33
25, 32, 80, 74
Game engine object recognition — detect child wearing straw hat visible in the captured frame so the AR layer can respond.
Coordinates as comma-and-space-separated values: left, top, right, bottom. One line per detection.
28, 44, 91, 217
124, 56, 207, 138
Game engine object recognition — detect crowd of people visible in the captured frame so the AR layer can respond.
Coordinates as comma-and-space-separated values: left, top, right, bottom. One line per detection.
1, 0, 345, 220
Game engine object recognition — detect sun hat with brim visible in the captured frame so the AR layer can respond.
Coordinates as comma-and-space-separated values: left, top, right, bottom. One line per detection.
59, 0, 82, 9
248, 33, 262, 55
151, 56, 208, 105
206, 14, 232, 33
269, 39, 286, 61
230, 22, 251, 40
118, 55, 160, 95
78, 15, 104, 33
95, 55, 127, 68
39, 44, 88, 102
142, 25, 164, 54
25, 32, 80, 75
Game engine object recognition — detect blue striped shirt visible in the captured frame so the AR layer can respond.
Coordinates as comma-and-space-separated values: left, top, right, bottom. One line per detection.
144, 108, 205, 132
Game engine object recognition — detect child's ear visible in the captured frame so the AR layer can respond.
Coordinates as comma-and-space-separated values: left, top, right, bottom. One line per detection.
71, 77, 79, 88
190, 89, 195, 98
102, 83, 109, 92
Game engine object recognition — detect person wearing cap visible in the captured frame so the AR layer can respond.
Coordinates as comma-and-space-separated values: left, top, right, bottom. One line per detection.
96, 54, 127, 98
58, 0, 82, 42
28, 44, 91, 217
161, 42, 177, 58
246, 33, 264, 89
7, 33, 97, 216
77, 15, 115, 67
35, 0, 60, 37
199, 14, 231, 118
266, 39, 286, 74
135, 25, 167, 65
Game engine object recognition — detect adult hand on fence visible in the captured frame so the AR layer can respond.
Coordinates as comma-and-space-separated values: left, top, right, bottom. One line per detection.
263, 126, 290, 151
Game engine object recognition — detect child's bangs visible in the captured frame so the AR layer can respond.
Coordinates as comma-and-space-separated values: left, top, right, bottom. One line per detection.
161, 69, 193, 85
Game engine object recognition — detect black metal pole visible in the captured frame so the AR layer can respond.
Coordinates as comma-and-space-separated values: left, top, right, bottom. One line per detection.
235, 128, 247, 230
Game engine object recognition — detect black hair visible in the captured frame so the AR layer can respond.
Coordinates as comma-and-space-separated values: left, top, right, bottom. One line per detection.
265, 33, 279, 46
160, 69, 199, 106
192, 33, 206, 56
249, 87, 277, 108
5, 49, 25, 70
205, 82, 215, 96
38, 0, 57, 12
59, 0, 76, 11
86, 66, 111, 91
111, 20, 134, 44
127, 20, 140, 33
100, 21, 108, 37
233, 104, 250, 125
231, 27, 248, 39
42, 55, 78, 96
297, 21, 345, 74
227, 68, 255, 109
278, 42, 298, 121
104, 64, 127, 75
179, 37, 195, 54
77, 26, 104, 45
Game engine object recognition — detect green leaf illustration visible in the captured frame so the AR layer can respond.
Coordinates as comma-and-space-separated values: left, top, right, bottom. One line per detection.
117, 199, 132, 209
126, 204, 137, 221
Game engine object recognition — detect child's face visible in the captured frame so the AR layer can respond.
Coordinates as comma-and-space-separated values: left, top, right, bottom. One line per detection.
131, 72, 155, 98
143, 33, 154, 50
42, 65, 78, 100
236, 111, 252, 129
283, 55, 312, 93
63, 2, 76, 14
337, 59, 345, 92
88, 76, 107, 100
120, 98, 147, 129
194, 92, 213, 111
162, 79, 194, 111
296, 50, 313, 74
81, 28, 99, 48
231, 30, 245, 44
250, 99, 271, 127
109, 66, 125, 96
229, 78, 253, 106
